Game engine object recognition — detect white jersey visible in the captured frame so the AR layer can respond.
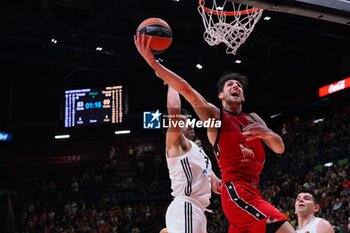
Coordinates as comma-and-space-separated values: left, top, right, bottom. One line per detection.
166, 140, 212, 208
166, 140, 212, 233
296, 217, 322, 233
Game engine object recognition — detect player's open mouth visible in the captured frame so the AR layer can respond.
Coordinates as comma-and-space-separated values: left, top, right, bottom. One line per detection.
231, 93, 238, 97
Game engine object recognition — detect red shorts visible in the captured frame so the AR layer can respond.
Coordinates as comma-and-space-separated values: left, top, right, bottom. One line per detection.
221, 181, 287, 233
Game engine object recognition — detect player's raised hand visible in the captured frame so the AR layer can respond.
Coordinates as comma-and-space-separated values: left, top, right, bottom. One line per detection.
134, 32, 158, 70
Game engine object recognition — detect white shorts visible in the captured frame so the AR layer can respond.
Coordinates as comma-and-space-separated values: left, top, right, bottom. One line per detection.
165, 197, 207, 233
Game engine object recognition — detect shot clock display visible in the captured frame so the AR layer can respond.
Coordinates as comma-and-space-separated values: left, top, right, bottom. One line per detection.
64, 85, 124, 127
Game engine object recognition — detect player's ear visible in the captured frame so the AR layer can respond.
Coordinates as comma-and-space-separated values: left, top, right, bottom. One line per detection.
314, 203, 320, 213
218, 92, 224, 100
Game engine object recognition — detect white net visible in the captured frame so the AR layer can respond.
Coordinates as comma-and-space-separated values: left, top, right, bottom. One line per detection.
198, 0, 263, 55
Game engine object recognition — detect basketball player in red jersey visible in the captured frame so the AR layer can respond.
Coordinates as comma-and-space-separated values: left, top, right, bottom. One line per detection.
135, 33, 296, 233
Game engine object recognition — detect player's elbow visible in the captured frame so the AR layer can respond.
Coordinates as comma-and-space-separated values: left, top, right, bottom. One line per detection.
270, 134, 285, 154
275, 148, 285, 155
274, 144, 285, 155
265, 140, 284, 155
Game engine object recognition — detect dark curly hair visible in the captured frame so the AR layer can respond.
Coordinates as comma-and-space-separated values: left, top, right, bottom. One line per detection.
216, 72, 248, 93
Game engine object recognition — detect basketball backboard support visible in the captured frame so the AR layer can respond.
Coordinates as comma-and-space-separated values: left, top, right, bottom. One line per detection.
228, 0, 350, 25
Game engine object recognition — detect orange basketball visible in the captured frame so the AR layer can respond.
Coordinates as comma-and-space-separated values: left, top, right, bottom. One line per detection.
137, 18, 173, 55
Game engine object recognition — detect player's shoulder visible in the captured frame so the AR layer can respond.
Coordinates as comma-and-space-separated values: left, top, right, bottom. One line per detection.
318, 218, 333, 226
166, 134, 192, 158
317, 218, 334, 233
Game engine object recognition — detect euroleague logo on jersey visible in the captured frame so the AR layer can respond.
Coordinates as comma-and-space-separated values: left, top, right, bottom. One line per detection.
143, 110, 221, 129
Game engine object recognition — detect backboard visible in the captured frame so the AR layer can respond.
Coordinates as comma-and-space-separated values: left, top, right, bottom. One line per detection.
229, 0, 350, 25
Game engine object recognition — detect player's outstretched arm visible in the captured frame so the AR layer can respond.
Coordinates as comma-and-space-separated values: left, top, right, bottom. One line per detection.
134, 32, 220, 121
165, 86, 187, 151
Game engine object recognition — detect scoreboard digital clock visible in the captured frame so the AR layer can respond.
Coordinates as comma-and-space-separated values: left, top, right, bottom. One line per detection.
64, 85, 125, 128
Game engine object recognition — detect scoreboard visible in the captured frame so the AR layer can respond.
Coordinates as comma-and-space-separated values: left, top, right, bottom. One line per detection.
64, 85, 124, 127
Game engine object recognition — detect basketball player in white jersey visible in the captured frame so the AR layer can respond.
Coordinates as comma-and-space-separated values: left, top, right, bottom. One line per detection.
163, 86, 221, 233
295, 190, 334, 233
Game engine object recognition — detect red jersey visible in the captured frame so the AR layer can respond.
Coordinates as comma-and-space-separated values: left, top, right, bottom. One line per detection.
214, 110, 265, 184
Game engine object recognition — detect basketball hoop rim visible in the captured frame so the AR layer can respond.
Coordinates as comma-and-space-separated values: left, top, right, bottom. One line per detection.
198, 0, 262, 16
